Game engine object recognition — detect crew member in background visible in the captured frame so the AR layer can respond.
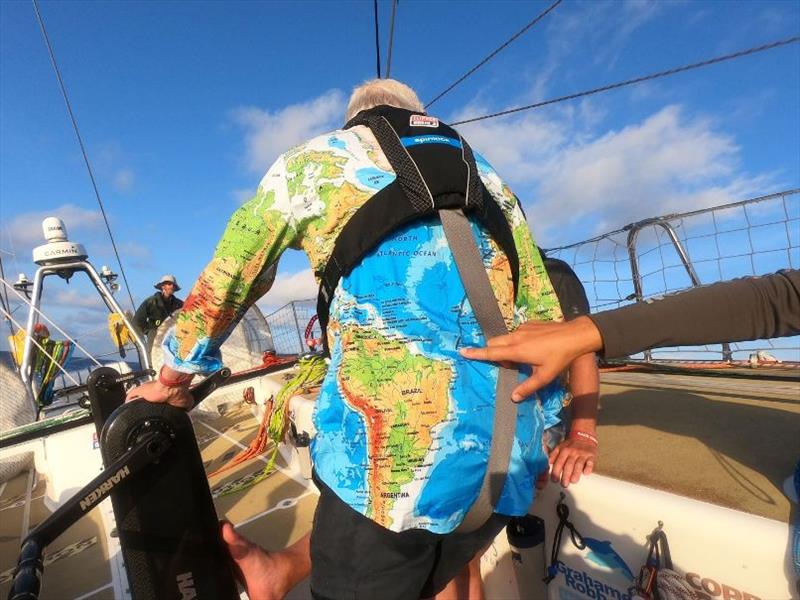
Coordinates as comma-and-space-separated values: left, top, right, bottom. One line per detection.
132, 274, 184, 344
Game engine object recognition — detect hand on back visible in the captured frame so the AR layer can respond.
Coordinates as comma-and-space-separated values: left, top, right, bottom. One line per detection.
459, 316, 603, 397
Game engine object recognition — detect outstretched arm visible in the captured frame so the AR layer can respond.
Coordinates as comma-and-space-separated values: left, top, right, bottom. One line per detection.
128, 157, 297, 406
461, 270, 800, 395
461, 316, 602, 400
591, 269, 799, 358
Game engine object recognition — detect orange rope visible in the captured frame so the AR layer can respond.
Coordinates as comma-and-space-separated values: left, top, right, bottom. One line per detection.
207, 353, 294, 478
209, 392, 275, 478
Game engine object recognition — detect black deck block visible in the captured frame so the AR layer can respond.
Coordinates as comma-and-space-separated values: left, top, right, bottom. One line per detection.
87, 367, 127, 435
100, 400, 238, 600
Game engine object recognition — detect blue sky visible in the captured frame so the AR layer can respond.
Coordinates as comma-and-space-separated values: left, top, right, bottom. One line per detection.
1, 0, 799, 357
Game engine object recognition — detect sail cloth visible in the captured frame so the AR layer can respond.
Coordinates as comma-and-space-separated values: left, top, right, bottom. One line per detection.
7, 329, 26, 367
107, 312, 133, 357
0, 352, 36, 483
5, 328, 74, 408
32, 338, 74, 407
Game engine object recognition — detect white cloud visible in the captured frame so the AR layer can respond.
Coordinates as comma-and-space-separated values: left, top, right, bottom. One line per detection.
92, 142, 137, 195
96, 240, 153, 271
257, 268, 317, 311
113, 169, 135, 192
456, 103, 777, 246
516, 0, 665, 101
3, 204, 104, 248
52, 289, 106, 310
456, 106, 568, 185
231, 188, 256, 205
117, 240, 151, 260
232, 90, 347, 173
532, 105, 776, 236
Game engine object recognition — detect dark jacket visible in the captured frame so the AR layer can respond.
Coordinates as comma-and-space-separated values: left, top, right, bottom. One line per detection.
133, 292, 183, 336
542, 255, 591, 321
591, 269, 800, 359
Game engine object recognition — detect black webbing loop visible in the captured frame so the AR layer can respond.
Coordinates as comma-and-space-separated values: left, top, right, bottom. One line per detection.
348, 114, 434, 212
645, 524, 672, 570
458, 133, 484, 212
544, 493, 586, 584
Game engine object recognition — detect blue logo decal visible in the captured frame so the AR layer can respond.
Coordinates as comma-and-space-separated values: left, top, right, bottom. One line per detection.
582, 538, 635, 581
400, 135, 462, 149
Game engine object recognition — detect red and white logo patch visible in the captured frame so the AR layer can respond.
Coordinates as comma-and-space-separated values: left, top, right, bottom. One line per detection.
410, 114, 439, 128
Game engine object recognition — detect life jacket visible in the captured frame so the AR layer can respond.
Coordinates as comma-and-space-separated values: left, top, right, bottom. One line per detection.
315, 105, 520, 354
314, 105, 523, 532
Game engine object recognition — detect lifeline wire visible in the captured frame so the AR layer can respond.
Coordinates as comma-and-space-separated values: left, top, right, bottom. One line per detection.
0, 255, 14, 338
31, 0, 137, 311
452, 35, 800, 125
0, 277, 103, 367
425, 0, 563, 109
374, 0, 382, 78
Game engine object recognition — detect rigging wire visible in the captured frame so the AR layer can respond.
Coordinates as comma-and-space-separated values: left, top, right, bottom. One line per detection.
0, 255, 15, 338
373, 0, 382, 78
385, 0, 398, 78
425, 0, 563, 109
0, 277, 103, 367
1, 227, 23, 286
31, 0, 137, 311
452, 35, 800, 126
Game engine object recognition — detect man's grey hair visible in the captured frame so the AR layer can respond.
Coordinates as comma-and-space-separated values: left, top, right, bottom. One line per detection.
345, 79, 425, 123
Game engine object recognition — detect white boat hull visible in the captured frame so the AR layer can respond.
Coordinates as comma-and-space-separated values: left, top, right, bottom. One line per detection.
482, 474, 795, 600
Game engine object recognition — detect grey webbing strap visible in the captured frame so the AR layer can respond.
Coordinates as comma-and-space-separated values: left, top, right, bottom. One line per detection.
351, 112, 518, 532
439, 208, 519, 533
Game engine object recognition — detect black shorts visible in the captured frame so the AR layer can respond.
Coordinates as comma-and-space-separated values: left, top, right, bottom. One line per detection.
309, 474, 509, 600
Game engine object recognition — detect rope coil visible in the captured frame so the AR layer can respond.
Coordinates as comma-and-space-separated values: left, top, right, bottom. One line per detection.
209, 355, 327, 495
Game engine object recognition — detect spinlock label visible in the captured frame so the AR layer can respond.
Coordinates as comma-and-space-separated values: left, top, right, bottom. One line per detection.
410, 114, 439, 128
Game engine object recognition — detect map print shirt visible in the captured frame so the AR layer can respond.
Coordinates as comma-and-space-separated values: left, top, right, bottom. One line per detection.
162, 122, 567, 533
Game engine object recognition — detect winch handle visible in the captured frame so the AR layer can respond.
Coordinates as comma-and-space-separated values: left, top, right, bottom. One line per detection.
190, 367, 232, 408
6, 429, 171, 600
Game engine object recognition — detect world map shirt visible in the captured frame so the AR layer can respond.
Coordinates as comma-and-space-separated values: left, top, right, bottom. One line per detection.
161, 121, 567, 533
